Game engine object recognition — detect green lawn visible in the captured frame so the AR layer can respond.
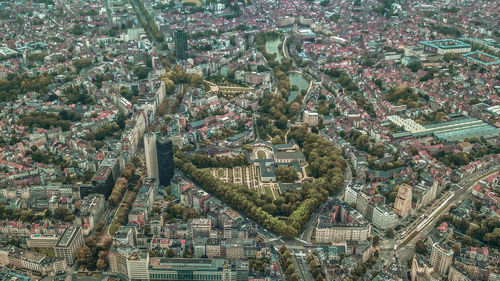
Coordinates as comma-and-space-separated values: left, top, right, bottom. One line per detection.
257, 150, 267, 159
242, 168, 247, 185
228, 169, 233, 181
183, 0, 201, 6
249, 168, 254, 187
108, 209, 122, 235
264, 186, 274, 199
217, 169, 225, 177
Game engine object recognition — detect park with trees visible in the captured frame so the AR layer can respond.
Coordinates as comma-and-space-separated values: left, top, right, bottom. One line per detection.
17, 111, 78, 131
386, 85, 426, 109
175, 128, 345, 238
0, 73, 54, 102
254, 31, 311, 140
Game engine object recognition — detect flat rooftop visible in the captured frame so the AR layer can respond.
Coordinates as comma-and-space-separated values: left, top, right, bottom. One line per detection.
55, 226, 79, 248
412, 117, 500, 141
463, 51, 500, 66
92, 166, 111, 181
420, 39, 471, 49
149, 258, 226, 270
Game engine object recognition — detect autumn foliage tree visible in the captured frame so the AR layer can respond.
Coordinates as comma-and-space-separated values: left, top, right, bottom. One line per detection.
76, 246, 92, 269
108, 177, 128, 206
96, 250, 108, 270
76, 237, 113, 271
122, 163, 136, 180
85, 237, 97, 253
0, 74, 53, 102
278, 246, 299, 281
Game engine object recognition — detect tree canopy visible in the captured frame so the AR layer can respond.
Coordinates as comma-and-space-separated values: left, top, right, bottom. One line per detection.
275, 166, 299, 183
0, 74, 53, 102
176, 130, 345, 238
17, 112, 74, 131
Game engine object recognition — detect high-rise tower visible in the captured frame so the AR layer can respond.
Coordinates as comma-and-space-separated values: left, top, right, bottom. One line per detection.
394, 183, 412, 218
174, 29, 188, 60
430, 242, 454, 277
156, 136, 174, 186
144, 132, 159, 181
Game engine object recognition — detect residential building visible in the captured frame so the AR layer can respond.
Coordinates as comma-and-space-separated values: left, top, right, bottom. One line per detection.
304, 110, 319, 126
344, 184, 359, 205
394, 184, 412, 218
315, 201, 371, 243
75, 193, 105, 235
1, 246, 67, 277
190, 218, 212, 238
372, 205, 398, 230
351, 241, 373, 263
54, 226, 84, 265
316, 244, 347, 262
448, 265, 473, 281
411, 255, 435, 281
356, 191, 373, 219
170, 175, 193, 200
205, 238, 221, 258
430, 242, 454, 277
193, 237, 207, 258
114, 226, 138, 247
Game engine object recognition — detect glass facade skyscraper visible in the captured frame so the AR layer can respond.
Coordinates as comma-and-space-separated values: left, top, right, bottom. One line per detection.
174, 29, 188, 60
156, 136, 174, 186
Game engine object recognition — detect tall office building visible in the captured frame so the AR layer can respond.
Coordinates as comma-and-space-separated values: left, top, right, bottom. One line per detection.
144, 133, 159, 181
394, 183, 412, 218
54, 226, 84, 265
156, 136, 174, 186
174, 29, 188, 60
430, 242, 454, 277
